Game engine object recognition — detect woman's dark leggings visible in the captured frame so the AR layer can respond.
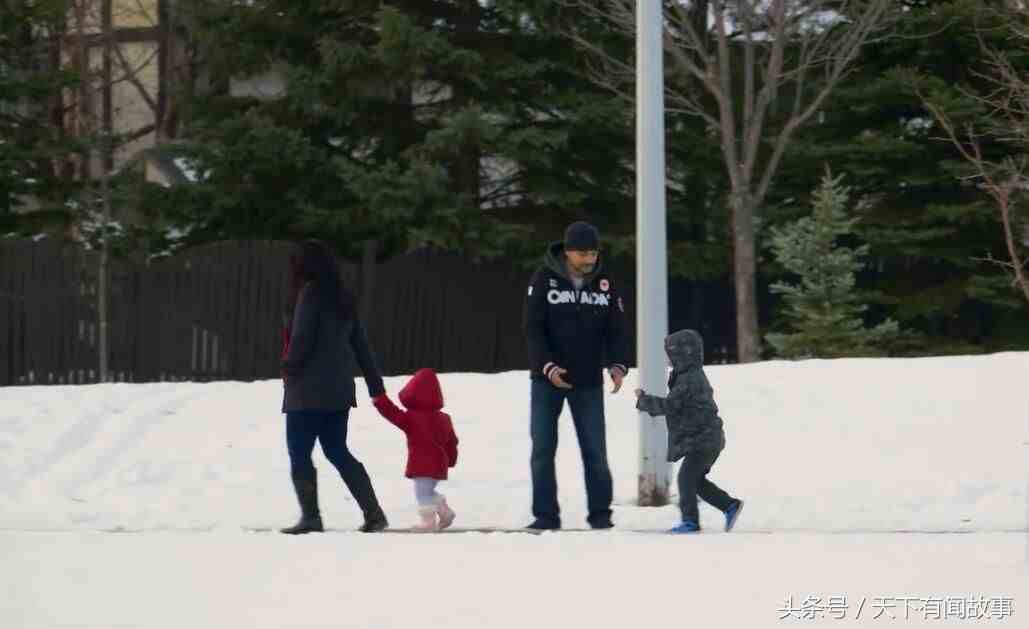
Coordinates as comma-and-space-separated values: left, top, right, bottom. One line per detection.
286, 409, 381, 514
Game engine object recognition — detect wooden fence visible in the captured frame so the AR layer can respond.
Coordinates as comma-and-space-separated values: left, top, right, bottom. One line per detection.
0, 239, 736, 386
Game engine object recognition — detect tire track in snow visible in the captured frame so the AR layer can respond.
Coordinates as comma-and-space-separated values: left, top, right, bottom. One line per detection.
10, 385, 203, 497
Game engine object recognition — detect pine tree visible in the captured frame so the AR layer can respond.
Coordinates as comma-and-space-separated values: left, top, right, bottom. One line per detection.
765, 171, 899, 359
172, 1, 648, 265
771, 0, 1028, 353
0, 0, 82, 233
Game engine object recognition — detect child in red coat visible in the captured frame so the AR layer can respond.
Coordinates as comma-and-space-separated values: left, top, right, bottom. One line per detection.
373, 368, 459, 531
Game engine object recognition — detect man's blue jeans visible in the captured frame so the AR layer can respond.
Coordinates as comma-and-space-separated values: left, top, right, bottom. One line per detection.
530, 379, 613, 526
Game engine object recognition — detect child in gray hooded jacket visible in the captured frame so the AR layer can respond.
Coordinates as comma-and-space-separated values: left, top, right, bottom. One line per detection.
635, 329, 743, 533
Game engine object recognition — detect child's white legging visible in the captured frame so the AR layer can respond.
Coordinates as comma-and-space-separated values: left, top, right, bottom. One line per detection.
413, 477, 443, 506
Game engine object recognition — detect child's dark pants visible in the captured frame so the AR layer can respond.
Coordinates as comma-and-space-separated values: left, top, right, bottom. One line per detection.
677, 448, 734, 524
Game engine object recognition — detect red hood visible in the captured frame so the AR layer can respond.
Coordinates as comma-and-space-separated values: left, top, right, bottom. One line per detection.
399, 368, 444, 411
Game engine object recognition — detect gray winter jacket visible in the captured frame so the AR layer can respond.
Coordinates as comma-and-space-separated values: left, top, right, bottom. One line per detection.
635, 329, 725, 462
281, 283, 385, 413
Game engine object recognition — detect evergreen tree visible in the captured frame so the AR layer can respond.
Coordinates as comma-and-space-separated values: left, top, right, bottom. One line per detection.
0, 0, 81, 234
765, 171, 899, 359
771, 0, 1029, 353
172, 0, 648, 268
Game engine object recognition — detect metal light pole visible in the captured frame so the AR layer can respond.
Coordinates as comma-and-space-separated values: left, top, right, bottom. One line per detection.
636, 0, 670, 505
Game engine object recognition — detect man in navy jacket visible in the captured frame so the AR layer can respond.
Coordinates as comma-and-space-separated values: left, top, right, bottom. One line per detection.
522, 221, 630, 530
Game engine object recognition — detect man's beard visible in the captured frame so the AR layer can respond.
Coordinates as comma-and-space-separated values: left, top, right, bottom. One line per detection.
570, 263, 594, 276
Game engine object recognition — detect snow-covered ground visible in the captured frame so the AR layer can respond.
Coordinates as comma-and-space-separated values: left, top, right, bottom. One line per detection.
2, 353, 1027, 627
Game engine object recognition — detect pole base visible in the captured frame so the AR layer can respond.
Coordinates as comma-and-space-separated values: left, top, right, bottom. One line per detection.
637, 474, 670, 507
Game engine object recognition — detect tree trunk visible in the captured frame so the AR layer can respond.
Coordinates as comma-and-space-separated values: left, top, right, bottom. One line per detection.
156, 0, 170, 142
452, 0, 482, 217
997, 188, 1029, 305
97, 194, 110, 381
732, 195, 760, 362
98, 0, 114, 382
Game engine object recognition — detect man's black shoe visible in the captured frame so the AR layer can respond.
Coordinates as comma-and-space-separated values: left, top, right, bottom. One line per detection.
526, 518, 561, 531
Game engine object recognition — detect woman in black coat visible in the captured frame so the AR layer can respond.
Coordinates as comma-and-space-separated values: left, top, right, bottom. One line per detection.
279, 240, 388, 534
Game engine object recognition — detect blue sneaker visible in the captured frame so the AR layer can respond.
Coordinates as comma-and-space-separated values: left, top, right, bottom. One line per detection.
668, 520, 700, 534
724, 499, 744, 532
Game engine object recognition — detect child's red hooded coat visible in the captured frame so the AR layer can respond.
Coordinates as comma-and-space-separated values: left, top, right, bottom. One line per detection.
373, 368, 458, 480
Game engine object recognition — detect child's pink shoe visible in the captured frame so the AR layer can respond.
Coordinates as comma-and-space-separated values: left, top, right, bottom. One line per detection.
413, 505, 439, 531
436, 496, 455, 530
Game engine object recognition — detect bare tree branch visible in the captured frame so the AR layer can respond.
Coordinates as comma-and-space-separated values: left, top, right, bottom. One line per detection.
917, 86, 1029, 305
558, 0, 897, 361
111, 42, 159, 114
70, 0, 161, 116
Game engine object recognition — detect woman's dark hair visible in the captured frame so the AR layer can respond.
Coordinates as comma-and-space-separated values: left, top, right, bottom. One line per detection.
288, 240, 358, 321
